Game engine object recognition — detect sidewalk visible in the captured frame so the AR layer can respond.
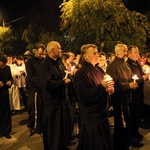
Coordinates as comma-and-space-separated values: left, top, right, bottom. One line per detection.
0, 107, 150, 150
0, 107, 78, 150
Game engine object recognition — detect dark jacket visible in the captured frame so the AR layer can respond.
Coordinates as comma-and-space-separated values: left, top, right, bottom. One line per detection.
106, 56, 133, 104
74, 61, 108, 123
38, 56, 67, 106
38, 56, 73, 150
25, 57, 44, 92
0, 65, 13, 135
74, 61, 112, 150
126, 57, 144, 99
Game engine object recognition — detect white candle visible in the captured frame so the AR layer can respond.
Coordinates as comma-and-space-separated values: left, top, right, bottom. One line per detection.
64, 70, 69, 79
104, 74, 113, 95
132, 74, 139, 83
71, 66, 75, 72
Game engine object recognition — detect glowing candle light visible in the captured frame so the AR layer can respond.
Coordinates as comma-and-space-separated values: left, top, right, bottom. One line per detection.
104, 74, 113, 95
132, 74, 139, 83
64, 70, 69, 79
71, 66, 75, 72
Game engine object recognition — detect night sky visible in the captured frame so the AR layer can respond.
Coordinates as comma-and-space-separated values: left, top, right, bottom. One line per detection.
0, 0, 40, 21
0, 0, 150, 24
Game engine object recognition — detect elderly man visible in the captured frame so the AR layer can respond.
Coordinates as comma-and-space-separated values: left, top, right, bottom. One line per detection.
106, 44, 138, 150
74, 44, 114, 150
127, 45, 148, 144
38, 41, 73, 150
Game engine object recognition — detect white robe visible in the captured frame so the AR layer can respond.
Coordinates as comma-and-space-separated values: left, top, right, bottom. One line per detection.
7, 64, 21, 110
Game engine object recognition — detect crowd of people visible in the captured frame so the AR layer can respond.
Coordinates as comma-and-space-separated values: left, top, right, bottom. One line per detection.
0, 41, 150, 150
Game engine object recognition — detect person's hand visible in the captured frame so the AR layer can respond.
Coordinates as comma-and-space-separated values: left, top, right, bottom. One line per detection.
101, 74, 115, 95
129, 82, 138, 90
101, 78, 114, 88
63, 78, 71, 86
0, 81, 4, 88
6, 81, 11, 87
143, 74, 149, 80
107, 86, 115, 95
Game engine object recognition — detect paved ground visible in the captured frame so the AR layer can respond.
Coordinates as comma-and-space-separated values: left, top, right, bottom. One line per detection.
0, 107, 150, 150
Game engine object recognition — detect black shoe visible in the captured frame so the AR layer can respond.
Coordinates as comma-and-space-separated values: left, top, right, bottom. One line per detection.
5, 133, 12, 139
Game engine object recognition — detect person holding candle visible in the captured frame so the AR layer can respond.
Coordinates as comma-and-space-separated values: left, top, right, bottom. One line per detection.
106, 44, 138, 150
127, 45, 149, 148
61, 53, 77, 116
74, 44, 114, 150
38, 41, 74, 150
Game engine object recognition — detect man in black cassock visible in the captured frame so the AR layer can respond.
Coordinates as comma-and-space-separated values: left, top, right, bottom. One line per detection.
106, 44, 138, 150
127, 45, 148, 144
0, 55, 13, 138
25, 44, 45, 136
74, 44, 114, 150
38, 41, 74, 150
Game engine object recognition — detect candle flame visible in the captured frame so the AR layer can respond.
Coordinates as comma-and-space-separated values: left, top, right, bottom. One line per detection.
132, 74, 139, 82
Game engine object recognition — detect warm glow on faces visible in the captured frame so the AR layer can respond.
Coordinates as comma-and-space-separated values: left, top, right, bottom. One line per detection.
116, 46, 128, 59
129, 47, 139, 61
53, 43, 62, 58
7, 56, 13, 64
35, 48, 45, 59
17, 60, 23, 65
98, 56, 106, 67
84, 47, 99, 66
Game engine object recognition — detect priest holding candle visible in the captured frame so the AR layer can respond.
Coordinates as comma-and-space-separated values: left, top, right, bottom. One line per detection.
74, 44, 114, 150
106, 44, 138, 150
127, 45, 149, 146
38, 41, 74, 150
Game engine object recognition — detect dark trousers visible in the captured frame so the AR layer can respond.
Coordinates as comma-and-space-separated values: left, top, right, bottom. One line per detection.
27, 92, 43, 133
19, 87, 27, 109
113, 102, 131, 150
0, 90, 11, 135
130, 97, 143, 136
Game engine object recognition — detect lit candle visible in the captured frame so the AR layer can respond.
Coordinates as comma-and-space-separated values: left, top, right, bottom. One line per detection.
132, 74, 139, 83
64, 70, 69, 79
105, 76, 112, 81
71, 66, 75, 72
104, 74, 113, 95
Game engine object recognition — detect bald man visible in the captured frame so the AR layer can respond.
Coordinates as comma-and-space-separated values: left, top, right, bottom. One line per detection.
38, 41, 74, 150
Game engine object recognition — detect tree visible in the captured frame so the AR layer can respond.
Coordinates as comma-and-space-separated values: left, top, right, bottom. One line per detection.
0, 26, 27, 55
22, 0, 64, 50
0, 26, 14, 54
60, 0, 150, 54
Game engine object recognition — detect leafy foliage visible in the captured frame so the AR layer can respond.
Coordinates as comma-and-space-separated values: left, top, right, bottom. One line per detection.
22, 1, 63, 50
0, 27, 17, 54
60, 0, 150, 54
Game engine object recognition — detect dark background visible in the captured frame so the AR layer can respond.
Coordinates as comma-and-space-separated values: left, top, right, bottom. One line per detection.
0, 0, 150, 22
